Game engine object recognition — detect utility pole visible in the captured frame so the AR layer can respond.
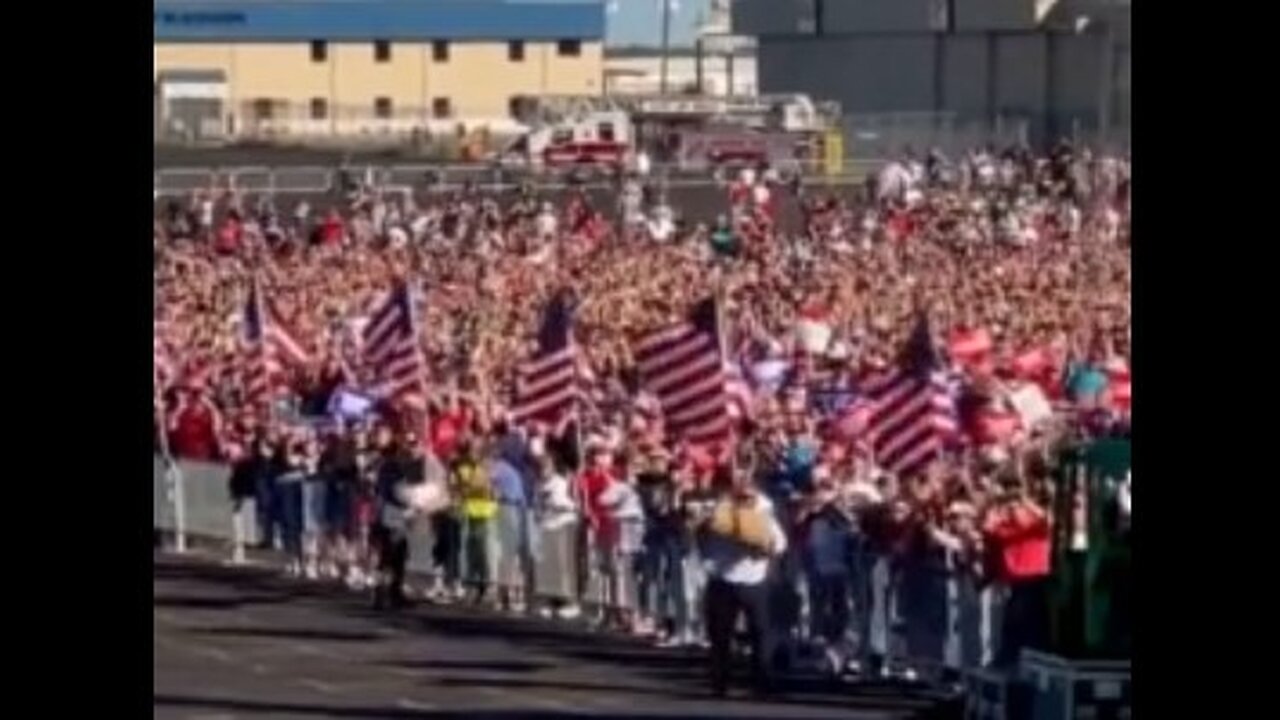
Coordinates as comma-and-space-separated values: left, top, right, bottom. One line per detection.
660, 0, 673, 94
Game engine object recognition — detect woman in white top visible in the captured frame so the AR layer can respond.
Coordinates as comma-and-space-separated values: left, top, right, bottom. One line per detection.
598, 468, 646, 632
536, 454, 581, 619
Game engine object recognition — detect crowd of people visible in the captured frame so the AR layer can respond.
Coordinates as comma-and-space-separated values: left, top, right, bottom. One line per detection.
155, 142, 1132, 689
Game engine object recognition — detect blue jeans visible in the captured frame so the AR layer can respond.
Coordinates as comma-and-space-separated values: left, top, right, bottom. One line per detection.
856, 550, 891, 663
638, 532, 689, 634
276, 482, 304, 560
898, 559, 950, 672
255, 473, 280, 547
809, 573, 852, 644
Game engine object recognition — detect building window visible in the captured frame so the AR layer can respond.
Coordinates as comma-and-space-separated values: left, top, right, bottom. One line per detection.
432, 97, 452, 119
252, 98, 274, 121
508, 40, 525, 62
433, 41, 450, 62
310, 98, 328, 120
374, 40, 391, 62
508, 96, 523, 119
310, 40, 327, 62
557, 39, 581, 57
375, 97, 393, 119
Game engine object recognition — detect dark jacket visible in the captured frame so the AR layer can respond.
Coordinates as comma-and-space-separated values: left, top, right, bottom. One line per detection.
228, 449, 271, 500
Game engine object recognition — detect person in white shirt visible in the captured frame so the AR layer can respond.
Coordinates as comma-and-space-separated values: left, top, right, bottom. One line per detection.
535, 201, 558, 241
646, 202, 675, 243
698, 469, 788, 697
598, 470, 646, 630
535, 453, 582, 619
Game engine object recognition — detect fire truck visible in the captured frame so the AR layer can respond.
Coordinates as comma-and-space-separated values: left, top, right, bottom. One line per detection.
501, 93, 841, 173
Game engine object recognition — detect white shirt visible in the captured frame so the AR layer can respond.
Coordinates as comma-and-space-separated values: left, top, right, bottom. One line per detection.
536, 210, 558, 239
599, 479, 644, 521
1118, 472, 1132, 519
634, 151, 651, 178
539, 472, 578, 531
647, 213, 675, 243
387, 225, 409, 249
701, 493, 788, 586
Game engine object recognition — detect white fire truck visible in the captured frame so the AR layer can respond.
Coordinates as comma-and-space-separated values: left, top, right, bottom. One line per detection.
501, 93, 840, 173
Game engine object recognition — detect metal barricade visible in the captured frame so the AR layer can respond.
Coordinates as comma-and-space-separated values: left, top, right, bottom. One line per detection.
154, 168, 218, 198
153, 454, 259, 548
849, 547, 1006, 683
151, 457, 1007, 693
152, 162, 876, 201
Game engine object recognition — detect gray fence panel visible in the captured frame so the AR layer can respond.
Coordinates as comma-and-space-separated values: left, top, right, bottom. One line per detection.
154, 456, 176, 531
181, 460, 236, 540
154, 455, 240, 542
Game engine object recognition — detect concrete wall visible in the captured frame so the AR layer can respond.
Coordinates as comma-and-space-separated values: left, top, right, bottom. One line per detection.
155, 41, 602, 127
823, 0, 951, 34
757, 29, 1121, 147
953, 0, 1045, 32
759, 34, 937, 114
731, 0, 820, 37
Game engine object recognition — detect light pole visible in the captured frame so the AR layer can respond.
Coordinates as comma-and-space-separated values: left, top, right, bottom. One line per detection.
660, 0, 675, 94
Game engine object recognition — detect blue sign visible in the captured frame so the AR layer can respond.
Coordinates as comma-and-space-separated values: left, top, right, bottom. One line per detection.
154, 0, 606, 42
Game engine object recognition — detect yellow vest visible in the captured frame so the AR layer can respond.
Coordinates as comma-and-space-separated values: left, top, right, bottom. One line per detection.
456, 462, 497, 520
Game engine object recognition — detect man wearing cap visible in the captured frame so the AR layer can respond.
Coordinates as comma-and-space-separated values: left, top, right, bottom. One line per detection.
699, 468, 788, 698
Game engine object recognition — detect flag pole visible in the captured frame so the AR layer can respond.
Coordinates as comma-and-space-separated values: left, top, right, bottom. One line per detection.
252, 273, 274, 558
408, 277, 429, 433
560, 289, 590, 610
156, 379, 187, 554
712, 273, 739, 481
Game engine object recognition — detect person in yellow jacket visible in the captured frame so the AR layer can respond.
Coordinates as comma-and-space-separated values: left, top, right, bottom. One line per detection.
452, 438, 498, 604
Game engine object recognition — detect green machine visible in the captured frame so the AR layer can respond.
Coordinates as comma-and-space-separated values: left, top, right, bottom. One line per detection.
1047, 437, 1132, 658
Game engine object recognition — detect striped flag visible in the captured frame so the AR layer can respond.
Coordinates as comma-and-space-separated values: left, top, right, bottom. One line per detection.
512, 291, 580, 430
362, 281, 426, 406
243, 278, 311, 406
634, 297, 732, 445
865, 315, 959, 478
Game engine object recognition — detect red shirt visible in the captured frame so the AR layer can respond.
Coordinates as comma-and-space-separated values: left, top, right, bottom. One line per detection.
984, 505, 1052, 582
320, 213, 344, 246
215, 219, 242, 254
430, 410, 466, 459
168, 400, 221, 461
575, 467, 613, 529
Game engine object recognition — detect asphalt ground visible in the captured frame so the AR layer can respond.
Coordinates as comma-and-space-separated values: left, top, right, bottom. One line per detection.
154, 551, 960, 720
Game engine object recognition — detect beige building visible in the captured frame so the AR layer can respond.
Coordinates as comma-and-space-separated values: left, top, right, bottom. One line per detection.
154, 1, 606, 140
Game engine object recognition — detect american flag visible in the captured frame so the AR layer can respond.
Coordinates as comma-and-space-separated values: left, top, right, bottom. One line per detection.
243, 278, 311, 406
865, 315, 959, 478
634, 298, 732, 445
362, 281, 426, 405
512, 291, 580, 430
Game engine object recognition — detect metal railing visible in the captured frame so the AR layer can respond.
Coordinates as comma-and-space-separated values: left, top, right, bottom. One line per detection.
153, 161, 884, 199
156, 455, 1009, 687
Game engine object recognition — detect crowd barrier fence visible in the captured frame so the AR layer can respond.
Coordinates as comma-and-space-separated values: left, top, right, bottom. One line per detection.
153, 161, 884, 200
155, 455, 1008, 687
